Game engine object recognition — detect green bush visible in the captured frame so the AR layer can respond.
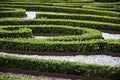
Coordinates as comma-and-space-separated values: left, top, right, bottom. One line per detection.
0, 4, 119, 17
0, 39, 120, 53
0, 25, 103, 41
0, 0, 94, 3
94, 0, 119, 2
0, 7, 26, 17
36, 13, 120, 24
0, 74, 34, 80
0, 18, 119, 31
0, 54, 120, 80
0, 27, 33, 38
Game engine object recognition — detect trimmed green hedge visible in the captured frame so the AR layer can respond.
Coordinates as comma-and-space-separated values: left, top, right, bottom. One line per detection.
0, 39, 120, 53
0, 25, 103, 41
0, 0, 94, 3
0, 4, 119, 17
0, 74, 34, 80
0, 7, 26, 17
36, 13, 120, 24
0, 27, 33, 38
0, 54, 120, 80
83, 6, 120, 12
94, 0, 120, 2
0, 18, 119, 31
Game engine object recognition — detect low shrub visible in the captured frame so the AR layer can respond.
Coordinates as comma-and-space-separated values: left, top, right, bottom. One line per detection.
0, 39, 119, 53
0, 4, 119, 17
0, 7, 26, 17
0, 54, 120, 80
0, 27, 33, 38
0, 74, 34, 80
0, 18, 119, 31
36, 13, 120, 24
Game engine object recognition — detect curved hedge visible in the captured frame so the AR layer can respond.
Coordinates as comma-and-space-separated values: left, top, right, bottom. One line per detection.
0, 39, 120, 53
0, 54, 120, 80
0, 27, 33, 38
36, 13, 120, 24
0, 0, 94, 3
0, 4, 119, 17
0, 25, 103, 41
0, 18, 119, 31
0, 7, 26, 17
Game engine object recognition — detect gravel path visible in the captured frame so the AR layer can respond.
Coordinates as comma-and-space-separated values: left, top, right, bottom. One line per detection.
102, 32, 120, 39
34, 36, 53, 38
26, 11, 67, 19
0, 52, 120, 67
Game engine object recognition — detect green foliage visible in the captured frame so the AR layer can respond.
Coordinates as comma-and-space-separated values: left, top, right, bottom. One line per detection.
0, 4, 119, 17
0, 18, 119, 31
0, 27, 33, 38
0, 74, 34, 80
0, 39, 120, 53
0, 7, 26, 17
94, 0, 119, 2
0, 54, 120, 80
0, 0, 94, 3
36, 13, 120, 24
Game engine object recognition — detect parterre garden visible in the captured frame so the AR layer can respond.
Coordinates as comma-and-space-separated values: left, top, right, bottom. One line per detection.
0, 0, 120, 80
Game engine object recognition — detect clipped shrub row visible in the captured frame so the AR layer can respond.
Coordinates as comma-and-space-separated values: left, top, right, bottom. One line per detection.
0, 18, 120, 31
0, 25, 103, 41
0, 39, 120, 53
36, 13, 120, 24
0, 0, 94, 3
0, 4, 119, 17
0, 7, 26, 17
94, 0, 119, 2
0, 2, 119, 7
0, 54, 120, 80
83, 6, 120, 12
0, 74, 33, 80
0, 27, 33, 38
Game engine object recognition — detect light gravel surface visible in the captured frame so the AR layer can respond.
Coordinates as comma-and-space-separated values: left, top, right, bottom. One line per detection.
34, 36, 53, 38
102, 32, 120, 39
0, 52, 120, 67
25, 11, 67, 19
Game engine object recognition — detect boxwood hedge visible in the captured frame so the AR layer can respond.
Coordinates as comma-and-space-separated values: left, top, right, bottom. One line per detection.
0, 25, 103, 41
0, 18, 119, 31
0, 7, 26, 17
0, 4, 119, 17
36, 13, 120, 24
0, 54, 120, 80
0, 74, 34, 80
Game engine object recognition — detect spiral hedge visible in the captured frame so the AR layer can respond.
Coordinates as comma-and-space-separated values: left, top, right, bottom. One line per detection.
0, 0, 120, 80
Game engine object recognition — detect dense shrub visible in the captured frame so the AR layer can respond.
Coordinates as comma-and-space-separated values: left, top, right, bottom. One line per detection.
0, 0, 94, 3
94, 0, 119, 2
0, 7, 26, 17
0, 74, 34, 80
0, 39, 119, 53
0, 27, 33, 38
0, 25, 103, 41
36, 13, 120, 24
0, 18, 119, 31
0, 54, 120, 80
0, 4, 119, 17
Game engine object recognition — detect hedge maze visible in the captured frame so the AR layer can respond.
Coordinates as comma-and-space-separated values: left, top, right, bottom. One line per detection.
0, 0, 120, 80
